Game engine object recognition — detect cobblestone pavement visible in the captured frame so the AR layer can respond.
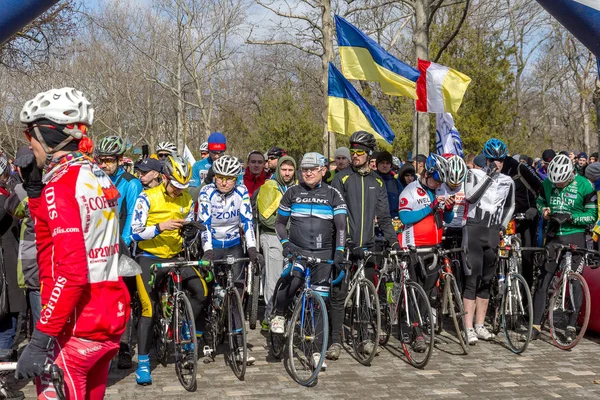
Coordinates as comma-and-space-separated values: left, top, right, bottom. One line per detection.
13, 325, 600, 399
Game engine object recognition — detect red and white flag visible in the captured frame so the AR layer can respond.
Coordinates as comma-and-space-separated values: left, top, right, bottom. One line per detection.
416, 59, 471, 114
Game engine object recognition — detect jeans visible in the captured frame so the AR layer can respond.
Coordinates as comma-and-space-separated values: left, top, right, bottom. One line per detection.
28, 289, 42, 328
0, 312, 18, 349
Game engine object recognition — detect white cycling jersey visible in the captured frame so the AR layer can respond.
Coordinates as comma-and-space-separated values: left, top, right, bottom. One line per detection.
197, 183, 256, 250
465, 168, 515, 230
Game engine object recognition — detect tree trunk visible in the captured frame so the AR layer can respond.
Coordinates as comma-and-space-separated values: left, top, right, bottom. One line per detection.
413, 0, 430, 156
176, 59, 184, 153
582, 96, 590, 154
321, 0, 335, 158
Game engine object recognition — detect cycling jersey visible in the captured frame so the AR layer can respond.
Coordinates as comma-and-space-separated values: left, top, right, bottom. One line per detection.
502, 157, 543, 213
110, 167, 143, 246
465, 169, 515, 230
536, 174, 597, 236
437, 183, 466, 229
276, 182, 347, 251
190, 157, 212, 187
197, 183, 256, 250
398, 179, 454, 247
29, 156, 129, 341
130, 184, 194, 258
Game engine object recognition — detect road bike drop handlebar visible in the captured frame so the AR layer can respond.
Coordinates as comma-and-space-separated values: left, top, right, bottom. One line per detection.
0, 362, 66, 400
148, 260, 214, 286
281, 253, 347, 286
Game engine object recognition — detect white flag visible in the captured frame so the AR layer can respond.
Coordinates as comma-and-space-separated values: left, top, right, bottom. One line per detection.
435, 113, 464, 157
183, 145, 196, 165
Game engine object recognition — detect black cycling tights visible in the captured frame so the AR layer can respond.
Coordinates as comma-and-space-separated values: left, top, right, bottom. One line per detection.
136, 256, 208, 356
532, 233, 585, 325
463, 225, 500, 301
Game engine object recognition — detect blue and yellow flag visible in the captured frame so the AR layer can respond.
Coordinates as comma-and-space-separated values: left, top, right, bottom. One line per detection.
335, 15, 420, 99
328, 62, 395, 149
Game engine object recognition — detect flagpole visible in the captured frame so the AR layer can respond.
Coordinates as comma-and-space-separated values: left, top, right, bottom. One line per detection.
415, 112, 419, 165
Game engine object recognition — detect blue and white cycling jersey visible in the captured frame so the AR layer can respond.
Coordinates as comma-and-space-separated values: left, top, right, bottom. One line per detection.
197, 183, 256, 250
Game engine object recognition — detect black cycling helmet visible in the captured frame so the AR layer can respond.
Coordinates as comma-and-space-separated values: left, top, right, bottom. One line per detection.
349, 130, 376, 153
267, 146, 286, 159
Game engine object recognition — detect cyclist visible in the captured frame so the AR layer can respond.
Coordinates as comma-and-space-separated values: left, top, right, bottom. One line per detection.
254, 155, 297, 331
200, 141, 209, 159
196, 155, 263, 365
270, 152, 347, 370
244, 150, 269, 197
190, 132, 226, 187
130, 154, 204, 385
15, 87, 130, 399
137, 158, 162, 189
95, 136, 143, 369
266, 146, 287, 174
122, 157, 134, 174
156, 141, 178, 164
532, 154, 597, 341
462, 138, 515, 345
330, 131, 400, 360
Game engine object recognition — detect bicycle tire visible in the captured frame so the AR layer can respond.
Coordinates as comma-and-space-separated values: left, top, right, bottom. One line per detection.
226, 288, 247, 380
173, 293, 198, 392
153, 302, 169, 367
502, 273, 532, 354
287, 290, 328, 386
248, 266, 260, 330
489, 268, 502, 335
397, 281, 434, 369
447, 274, 469, 355
379, 304, 392, 346
549, 272, 590, 350
347, 279, 380, 366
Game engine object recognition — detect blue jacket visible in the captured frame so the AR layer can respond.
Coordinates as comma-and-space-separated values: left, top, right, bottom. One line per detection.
111, 167, 143, 246
376, 171, 403, 218
190, 158, 213, 187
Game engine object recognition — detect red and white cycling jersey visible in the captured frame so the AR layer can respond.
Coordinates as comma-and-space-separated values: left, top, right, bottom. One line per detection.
29, 157, 129, 341
398, 180, 444, 247
437, 183, 466, 229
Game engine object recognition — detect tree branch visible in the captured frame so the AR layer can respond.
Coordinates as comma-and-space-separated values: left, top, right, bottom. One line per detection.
433, 0, 470, 62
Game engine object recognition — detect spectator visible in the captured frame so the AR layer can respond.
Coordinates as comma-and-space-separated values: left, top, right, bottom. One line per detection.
415, 154, 427, 177
334, 147, 351, 172
472, 154, 486, 170
137, 158, 162, 189
398, 163, 416, 188
266, 146, 286, 174
375, 151, 403, 218
576, 152, 588, 175
538, 149, 556, 181
244, 150, 269, 197
190, 131, 226, 187
590, 152, 598, 164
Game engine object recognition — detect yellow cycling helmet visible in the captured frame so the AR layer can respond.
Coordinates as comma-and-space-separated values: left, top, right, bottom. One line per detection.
163, 154, 192, 189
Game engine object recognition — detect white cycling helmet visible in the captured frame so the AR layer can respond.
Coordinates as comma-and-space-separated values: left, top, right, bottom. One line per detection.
20, 87, 94, 126
445, 154, 467, 186
0, 156, 8, 176
547, 154, 574, 184
213, 155, 242, 177
156, 141, 177, 154
200, 142, 209, 152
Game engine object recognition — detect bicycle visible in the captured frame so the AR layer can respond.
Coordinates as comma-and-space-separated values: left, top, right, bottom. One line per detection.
202, 256, 250, 381
486, 233, 534, 354
342, 250, 381, 366
2, 351, 66, 400
245, 257, 261, 331
269, 253, 339, 386
374, 247, 435, 369
149, 258, 203, 392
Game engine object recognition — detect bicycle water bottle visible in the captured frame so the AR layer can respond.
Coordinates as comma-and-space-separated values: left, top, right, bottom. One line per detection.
214, 284, 224, 307
385, 281, 394, 304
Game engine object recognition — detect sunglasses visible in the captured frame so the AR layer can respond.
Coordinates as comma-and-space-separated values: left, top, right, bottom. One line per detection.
215, 174, 236, 182
157, 153, 171, 159
268, 156, 278, 160
350, 149, 366, 156
24, 123, 88, 142
210, 150, 224, 155
486, 158, 504, 163
97, 157, 118, 165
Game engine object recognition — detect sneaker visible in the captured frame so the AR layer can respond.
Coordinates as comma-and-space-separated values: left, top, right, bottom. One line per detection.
412, 336, 427, 353
467, 328, 478, 345
135, 360, 152, 386
270, 315, 285, 334
117, 343, 132, 369
474, 326, 495, 341
261, 320, 270, 332
520, 327, 540, 342
312, 352, 327, 371
325, 343, 342, 360
235, 347, 256, 365
565, 326, 576, 342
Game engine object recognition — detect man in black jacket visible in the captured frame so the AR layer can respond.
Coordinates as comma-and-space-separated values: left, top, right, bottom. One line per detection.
329, 131, 400, 360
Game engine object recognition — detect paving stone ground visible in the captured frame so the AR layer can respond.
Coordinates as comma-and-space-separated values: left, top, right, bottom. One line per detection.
11, 324, 600, 399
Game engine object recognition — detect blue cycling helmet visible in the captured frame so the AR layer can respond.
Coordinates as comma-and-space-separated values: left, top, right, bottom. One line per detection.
483, 138, 508, 160
424, 153, 448, 182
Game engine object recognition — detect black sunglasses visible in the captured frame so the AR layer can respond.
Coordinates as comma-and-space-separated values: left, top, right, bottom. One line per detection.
157, 153, 170, 159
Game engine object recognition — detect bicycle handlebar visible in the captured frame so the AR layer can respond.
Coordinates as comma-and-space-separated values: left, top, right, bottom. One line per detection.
149, 260, 214, 285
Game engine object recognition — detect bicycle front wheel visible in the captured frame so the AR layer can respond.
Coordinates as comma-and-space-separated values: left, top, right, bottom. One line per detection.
397, 281, 434, 369
226, 288, 247, 380
287, 290, 328, 387
346, 279, 380, 366
446, 274, 468, 355
503, 273, 533, 354
173, 293, 198, 392
248, 267, 260, 330
549, 272, 591, 350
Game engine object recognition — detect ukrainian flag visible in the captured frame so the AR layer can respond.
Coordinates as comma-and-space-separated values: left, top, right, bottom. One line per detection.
335, 15, 420, 99
328, 62, 395, 149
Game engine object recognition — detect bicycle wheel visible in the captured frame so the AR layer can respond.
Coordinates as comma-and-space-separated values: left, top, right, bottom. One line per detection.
287, 290, 328, 386
226, 288, 247, 380
549, 272, 590, 350
379, 303, 392, 346
447, 274, 469, 355
173, 293, 198, 392
248, 267, 260, 330
347, 280, 380, 366
489, 272, 502, 335
502, 273, 532, 354
153, 302, 169, 367
397, 281, 434, 369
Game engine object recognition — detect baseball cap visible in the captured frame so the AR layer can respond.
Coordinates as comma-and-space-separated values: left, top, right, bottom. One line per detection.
138, 158, 162, 173
541, 149, 556, 163
300, 152, 326, 168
